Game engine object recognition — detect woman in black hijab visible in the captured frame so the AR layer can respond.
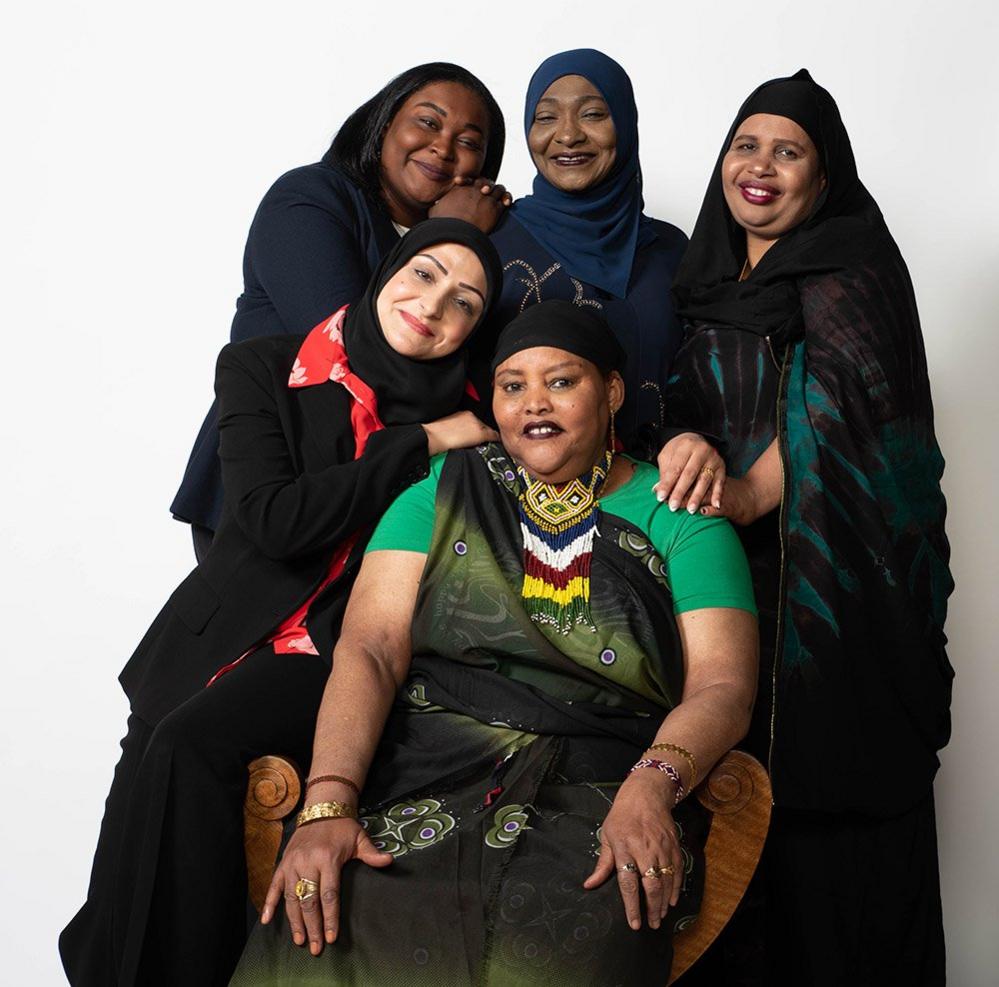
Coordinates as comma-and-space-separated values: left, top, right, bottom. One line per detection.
60, 219, 503, 987
664, 71, 952, 985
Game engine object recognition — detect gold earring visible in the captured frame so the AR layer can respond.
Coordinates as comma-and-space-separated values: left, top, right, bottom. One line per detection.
608, 411, 617, 453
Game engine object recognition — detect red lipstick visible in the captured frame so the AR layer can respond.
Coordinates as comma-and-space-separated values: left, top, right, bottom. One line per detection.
400, 311, 434, 338
739, 181, 780, 205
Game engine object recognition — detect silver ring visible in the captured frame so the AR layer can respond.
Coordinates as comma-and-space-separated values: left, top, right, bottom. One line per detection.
620, 862, 638, 874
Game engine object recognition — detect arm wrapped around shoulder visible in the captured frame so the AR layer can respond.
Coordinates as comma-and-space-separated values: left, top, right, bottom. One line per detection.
215, 342, 429, 560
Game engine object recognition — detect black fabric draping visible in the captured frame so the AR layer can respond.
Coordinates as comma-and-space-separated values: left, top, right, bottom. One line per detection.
671, 68, 888, 342
344, 217, 503, 424
489, 299, 626, 374
663, 68, 951, 985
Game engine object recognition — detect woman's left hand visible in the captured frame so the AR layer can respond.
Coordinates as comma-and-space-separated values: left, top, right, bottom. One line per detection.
653, 433, 726, 514
429, 177, 512, 234
583, 770, 684, 929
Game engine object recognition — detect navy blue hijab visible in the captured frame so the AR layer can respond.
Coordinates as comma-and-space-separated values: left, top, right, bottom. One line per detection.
511, 49, 650, 299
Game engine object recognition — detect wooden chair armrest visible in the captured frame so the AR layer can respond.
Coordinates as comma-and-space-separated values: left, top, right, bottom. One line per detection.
668, 750, 772, 984
244, 755, 302, 913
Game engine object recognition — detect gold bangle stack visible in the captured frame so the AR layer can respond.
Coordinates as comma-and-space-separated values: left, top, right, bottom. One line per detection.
296, 800, 357, 828
647, 742, 697, 787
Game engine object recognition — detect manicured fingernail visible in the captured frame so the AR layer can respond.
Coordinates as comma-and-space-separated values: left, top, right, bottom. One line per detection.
687, 504, 697, 514
668, 501, 678, 512
656, 490, 666, 503
714, 499, 721, 508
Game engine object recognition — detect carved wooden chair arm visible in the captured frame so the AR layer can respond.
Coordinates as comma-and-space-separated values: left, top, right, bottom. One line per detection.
668, 749, 772, 983
244, 755, 302, 913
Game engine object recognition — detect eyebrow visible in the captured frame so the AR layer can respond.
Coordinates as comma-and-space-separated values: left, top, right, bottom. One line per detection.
416, 253, 447, 275
416, 254, 485, 302
535, 94, 607, 109
496, 359, 583, 378
732, 132, 809, 151
458, 282, 485, 302
415, 101, 485, 136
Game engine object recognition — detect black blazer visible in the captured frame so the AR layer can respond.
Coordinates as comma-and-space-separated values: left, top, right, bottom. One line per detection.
122, 333, 430, 725
170, 163, 399, 532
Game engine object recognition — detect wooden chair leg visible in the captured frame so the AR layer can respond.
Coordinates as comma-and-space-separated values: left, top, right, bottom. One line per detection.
244, 755, 302, 913
668, 750, 772, 984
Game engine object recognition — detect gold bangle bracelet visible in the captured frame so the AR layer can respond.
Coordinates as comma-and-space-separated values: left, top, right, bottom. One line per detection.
295, 800, 357, 828
647, 742, 697, 787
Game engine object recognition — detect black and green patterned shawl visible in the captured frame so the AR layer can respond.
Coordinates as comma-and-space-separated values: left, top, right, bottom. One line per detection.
231, 445, 708, 986
666, 242, 953, 817
365, 442, 689, 806
664, 70, 952, 818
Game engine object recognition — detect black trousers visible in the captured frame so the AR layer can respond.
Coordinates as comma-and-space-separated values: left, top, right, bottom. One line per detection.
59, 647, 329, 987
677, 792, 945, 986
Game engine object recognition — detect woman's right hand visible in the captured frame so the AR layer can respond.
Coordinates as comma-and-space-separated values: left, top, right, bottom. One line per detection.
653, 432, 726, 513
429, 176, 512, 234
261, 818, 392, 955
423, 411, 499, 456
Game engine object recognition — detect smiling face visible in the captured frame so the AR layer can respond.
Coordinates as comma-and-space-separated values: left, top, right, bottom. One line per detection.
722, 113, 826, 265
379, 81, 491, 227
493, 346, 624, 484
528, 74, 617, 193
375, 242, 487, 361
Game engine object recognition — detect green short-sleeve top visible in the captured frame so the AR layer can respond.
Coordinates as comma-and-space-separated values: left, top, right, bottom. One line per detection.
367, 455, 757, 616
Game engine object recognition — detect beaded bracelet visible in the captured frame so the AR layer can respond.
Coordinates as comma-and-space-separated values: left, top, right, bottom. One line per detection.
630, 758, 685, 805
647, 742, 697, 787
305, 773, 360, 796
296, 800, 357, 828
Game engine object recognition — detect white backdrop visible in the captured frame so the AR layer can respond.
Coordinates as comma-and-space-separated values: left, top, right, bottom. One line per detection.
3, 1, 997, 982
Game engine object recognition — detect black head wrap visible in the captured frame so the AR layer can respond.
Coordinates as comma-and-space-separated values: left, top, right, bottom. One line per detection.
345, 218, 503, 424
490, 299, 626, 375
672, 69, 892, 338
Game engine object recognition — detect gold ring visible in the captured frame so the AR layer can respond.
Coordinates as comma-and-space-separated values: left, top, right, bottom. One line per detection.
643, 866, 661, 879
620, 862, 638, 873
657, 864, 675, 877
294, 877, 318, 902
699, 466, 715, 480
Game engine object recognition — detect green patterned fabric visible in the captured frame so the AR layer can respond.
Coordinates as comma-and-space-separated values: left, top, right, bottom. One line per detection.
230, 445, 729, 986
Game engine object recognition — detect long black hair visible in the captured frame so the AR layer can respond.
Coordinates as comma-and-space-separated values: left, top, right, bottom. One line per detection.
322, 62, 505, 202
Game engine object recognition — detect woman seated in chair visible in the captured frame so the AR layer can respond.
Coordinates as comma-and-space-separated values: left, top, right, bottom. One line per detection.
231, 300, 759, 986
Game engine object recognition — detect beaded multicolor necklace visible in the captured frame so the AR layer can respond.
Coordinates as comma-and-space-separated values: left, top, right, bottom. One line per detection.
516, 449, 614, 634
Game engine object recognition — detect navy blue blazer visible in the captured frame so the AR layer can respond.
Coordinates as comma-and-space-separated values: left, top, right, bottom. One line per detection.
171, 163, 398, 531
483, 212, 688, 451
